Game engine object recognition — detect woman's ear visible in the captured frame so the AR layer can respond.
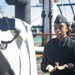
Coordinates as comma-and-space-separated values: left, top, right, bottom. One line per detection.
66, 27, 71, 36
66, 26, 68, 32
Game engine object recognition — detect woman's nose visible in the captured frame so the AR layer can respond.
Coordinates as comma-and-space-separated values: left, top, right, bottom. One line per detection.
56, 28, 60, 32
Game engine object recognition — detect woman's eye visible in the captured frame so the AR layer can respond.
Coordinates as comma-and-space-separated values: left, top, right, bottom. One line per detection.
54, 26, 63, 30
59, 27, 62, 29
54, 27, 57, 29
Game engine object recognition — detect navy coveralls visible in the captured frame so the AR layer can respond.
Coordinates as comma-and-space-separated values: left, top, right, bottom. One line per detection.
41, 36, 75, 75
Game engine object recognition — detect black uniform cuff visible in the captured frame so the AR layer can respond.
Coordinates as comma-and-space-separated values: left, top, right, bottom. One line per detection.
67, 63, 74, 70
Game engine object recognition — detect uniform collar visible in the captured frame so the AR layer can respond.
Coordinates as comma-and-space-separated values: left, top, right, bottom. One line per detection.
56, 36, 69, 47
56, 35, 68, 42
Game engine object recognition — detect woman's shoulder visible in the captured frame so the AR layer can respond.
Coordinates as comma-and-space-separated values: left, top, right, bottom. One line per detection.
67, 36, 75, 47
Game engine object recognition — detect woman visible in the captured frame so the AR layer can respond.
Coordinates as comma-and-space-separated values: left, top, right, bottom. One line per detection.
41, 15, 75, 75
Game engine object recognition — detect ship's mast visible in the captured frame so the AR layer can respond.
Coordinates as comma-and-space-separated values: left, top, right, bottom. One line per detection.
43, 0, 59, 40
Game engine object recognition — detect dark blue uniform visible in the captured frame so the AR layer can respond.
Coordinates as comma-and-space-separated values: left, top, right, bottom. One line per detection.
41, 36, 75, 75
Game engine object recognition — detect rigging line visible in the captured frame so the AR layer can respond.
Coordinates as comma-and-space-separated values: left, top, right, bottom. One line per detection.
61, 0, 64, 15
17, 5, 42, 23
57, 2, 62, 15
61, 0, 65, 15
16, 8, 41, 24
31, 16, 41, 24
68, 0, 74, 15
57, 6, 62, 15
63, 0, 66, 16
60, 0, 66, 16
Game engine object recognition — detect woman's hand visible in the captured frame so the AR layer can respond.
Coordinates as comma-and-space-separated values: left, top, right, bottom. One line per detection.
55, 62, 69, 70
46, 64, 57, 73
46, 62, 69, 73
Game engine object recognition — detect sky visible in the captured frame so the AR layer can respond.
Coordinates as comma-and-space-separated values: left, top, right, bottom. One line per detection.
0, 0, 15, 17
0, 0, 75, 25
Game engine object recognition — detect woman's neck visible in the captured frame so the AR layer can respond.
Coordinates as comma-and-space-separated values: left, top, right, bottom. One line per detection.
58, 35, 67, 42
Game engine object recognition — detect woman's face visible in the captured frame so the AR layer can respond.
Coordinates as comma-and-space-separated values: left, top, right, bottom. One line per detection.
54, 23, 68, 40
